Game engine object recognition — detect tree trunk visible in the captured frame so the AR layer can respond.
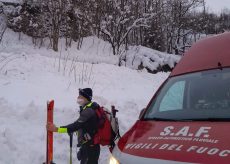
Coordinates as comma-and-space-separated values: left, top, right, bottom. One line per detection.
53, 31, 59, 52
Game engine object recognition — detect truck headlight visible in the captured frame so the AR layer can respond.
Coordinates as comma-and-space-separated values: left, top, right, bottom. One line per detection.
109, 155, 120, 164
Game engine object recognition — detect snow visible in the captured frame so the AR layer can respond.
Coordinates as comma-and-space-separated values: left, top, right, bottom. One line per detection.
0, 29, 170, 164
0, 30, 118, 65
1, 29, 180, 72
0, 0, 22, 3
123, 46, 181, 72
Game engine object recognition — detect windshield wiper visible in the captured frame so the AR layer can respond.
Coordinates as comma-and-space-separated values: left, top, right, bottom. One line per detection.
143, 117, 185, 121
144, 117, 230, 122
182, 118, 230, 122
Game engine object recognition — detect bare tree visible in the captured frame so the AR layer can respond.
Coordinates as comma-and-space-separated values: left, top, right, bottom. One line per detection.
164, 0, 203, 54
3, 0, 230, 58
0, 13, 7, 43
0, 25, 7, 43
40, 0, 67, 51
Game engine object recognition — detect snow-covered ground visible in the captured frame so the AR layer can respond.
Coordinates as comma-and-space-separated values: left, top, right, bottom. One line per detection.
0, 0, 22, 3
0, 30, 170, 164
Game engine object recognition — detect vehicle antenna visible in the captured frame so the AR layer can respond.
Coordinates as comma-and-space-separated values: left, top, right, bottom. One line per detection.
218, 62, 223, 70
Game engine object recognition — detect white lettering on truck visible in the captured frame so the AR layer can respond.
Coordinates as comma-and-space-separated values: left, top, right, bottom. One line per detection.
195, 127, 211, 138
125, 143, 230, 157
219, 150, 230, 157
187, 146, 230, 157
175, 126, 190, 136
160, 126, 174, 136
160, 126, 211, 138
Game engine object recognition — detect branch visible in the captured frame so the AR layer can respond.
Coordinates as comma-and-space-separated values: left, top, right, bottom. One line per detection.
0, 25, 7, 43
100, 27, 113, 43
119, 12, 160, 45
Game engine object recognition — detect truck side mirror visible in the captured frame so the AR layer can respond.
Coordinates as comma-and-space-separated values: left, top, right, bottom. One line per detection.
139, 108, 146, 120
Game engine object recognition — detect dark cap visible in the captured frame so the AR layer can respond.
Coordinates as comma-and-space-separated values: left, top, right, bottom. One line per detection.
79, 88, 93, 101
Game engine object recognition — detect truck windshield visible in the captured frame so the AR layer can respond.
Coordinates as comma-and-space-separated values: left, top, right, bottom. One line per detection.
144, 68, 230, 121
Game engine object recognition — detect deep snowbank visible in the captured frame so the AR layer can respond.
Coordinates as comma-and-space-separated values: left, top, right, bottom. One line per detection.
0, 29, 180, 73
121, 46, 181, 73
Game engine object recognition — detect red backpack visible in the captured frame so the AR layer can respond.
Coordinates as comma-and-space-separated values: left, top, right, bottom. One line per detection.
93, 106, 120, 150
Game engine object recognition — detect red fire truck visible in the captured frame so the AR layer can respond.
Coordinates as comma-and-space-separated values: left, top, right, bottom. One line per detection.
110, 32, 230, 164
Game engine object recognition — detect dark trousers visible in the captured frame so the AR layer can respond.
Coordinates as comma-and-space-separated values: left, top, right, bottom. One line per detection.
77, 144, 100, 164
